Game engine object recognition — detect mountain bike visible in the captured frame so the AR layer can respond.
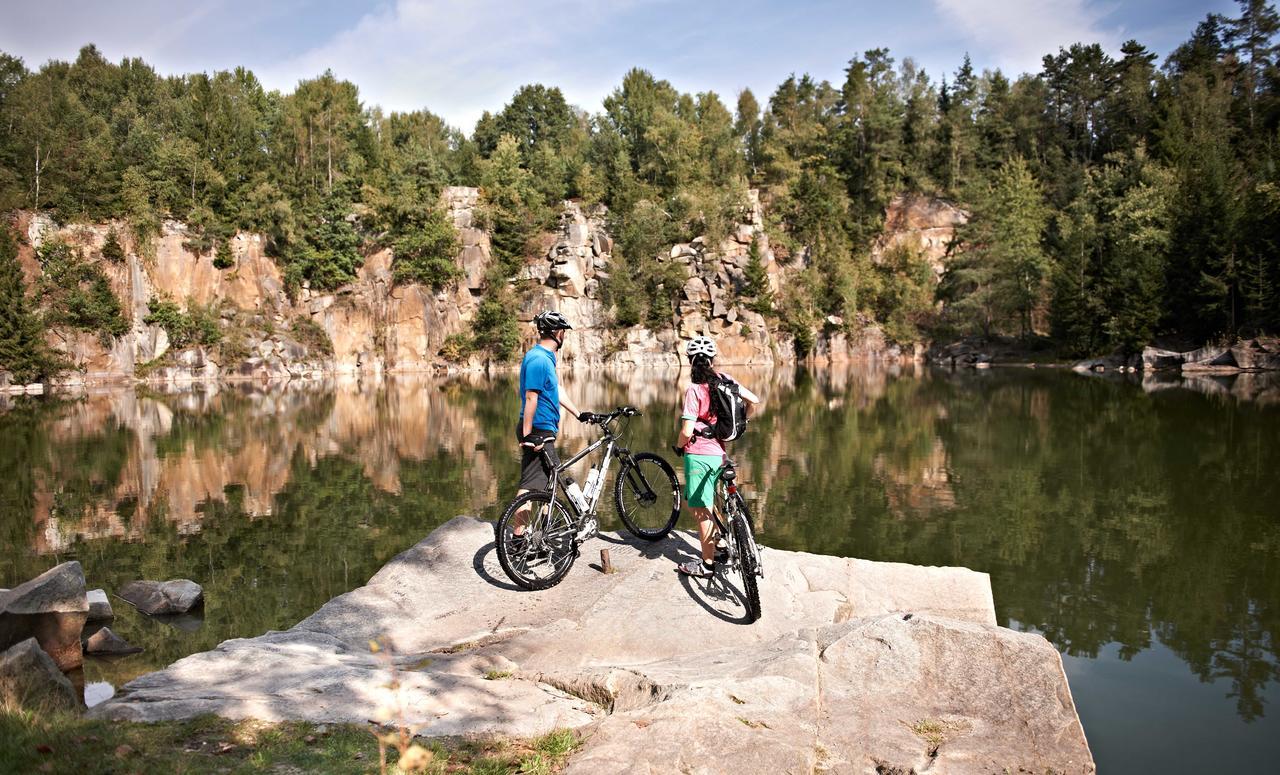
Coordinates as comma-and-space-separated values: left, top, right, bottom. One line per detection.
496, 406, 680, 590
702, 455, 764, 622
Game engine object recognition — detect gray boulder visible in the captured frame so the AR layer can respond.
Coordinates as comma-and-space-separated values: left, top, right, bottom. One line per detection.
118, 579, 203, 616
0, 637, 78, 712
0, 561, 89, 671
93, 517, 1093, 772
84, 627, 143, 656
86, 589, 114, 622
1141, 346, 1183, 371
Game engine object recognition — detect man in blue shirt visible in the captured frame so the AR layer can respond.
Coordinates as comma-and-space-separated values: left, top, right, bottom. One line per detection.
515, 311, 589, 500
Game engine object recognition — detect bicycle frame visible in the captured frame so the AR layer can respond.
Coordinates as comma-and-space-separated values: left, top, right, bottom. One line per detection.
542, 413, 636, 518
710, 458, 763, 578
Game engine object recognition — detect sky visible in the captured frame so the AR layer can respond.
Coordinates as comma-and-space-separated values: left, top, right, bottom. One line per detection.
0, 0, 1240, 131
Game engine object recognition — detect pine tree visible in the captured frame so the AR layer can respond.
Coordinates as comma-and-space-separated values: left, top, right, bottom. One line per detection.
0, 229, 55, 383
743, 238, 772, 313
101, 226, 125, 263
945, 157, 1048, 337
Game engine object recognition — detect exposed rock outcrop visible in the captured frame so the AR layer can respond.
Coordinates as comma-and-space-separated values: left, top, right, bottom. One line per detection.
92, 516, 1093, 773
873, 193, 968, 277
0, 560, 89, 671
14, 188, 968, 385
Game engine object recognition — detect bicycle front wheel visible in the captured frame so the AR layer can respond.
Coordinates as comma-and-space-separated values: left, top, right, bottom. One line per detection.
496, 491, 579, 590
614, 452, 680, 540
730, 510, 761, 623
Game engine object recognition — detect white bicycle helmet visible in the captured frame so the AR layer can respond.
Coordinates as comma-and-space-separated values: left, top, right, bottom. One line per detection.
685, 336, 717, 360
534, 310, 573, 337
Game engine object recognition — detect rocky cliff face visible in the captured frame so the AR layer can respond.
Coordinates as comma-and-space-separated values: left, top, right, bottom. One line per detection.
9, 191, 967, 386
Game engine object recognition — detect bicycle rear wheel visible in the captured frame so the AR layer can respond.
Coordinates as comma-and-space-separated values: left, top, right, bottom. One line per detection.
614, 452, 680, 540
496, 491, 579, 590
729, 510, 761, 623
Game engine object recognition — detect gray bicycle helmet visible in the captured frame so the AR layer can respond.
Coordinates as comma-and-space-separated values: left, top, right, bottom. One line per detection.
685, 335, 717, 360
534, 310, 573, 337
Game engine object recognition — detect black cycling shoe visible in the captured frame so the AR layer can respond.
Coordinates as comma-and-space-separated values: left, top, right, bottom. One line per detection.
715, 544, 729, 563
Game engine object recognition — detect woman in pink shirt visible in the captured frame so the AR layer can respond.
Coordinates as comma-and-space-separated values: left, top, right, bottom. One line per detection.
673, 336, 761, 577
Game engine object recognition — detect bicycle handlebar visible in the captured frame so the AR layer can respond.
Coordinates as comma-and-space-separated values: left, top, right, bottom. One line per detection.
588, 406, 641, 425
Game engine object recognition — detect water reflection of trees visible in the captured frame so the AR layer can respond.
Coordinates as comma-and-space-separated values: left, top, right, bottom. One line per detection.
755, 368, 1280, 724
1, 368, 1277, 721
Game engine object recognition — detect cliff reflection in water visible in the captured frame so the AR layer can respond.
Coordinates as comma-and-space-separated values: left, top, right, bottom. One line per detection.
0, 366, 1277, 728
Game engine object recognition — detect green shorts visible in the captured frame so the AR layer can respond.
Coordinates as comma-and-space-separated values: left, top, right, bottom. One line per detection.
683, 453, 723, 509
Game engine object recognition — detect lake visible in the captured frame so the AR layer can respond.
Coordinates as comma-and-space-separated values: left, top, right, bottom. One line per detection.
1, 365, 1277, 772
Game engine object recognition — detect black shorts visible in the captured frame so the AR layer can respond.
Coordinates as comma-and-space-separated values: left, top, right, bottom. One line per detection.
517, 426, 560, 491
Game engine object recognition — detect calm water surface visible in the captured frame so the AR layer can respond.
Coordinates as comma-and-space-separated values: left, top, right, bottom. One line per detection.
2, 367, 1277, 772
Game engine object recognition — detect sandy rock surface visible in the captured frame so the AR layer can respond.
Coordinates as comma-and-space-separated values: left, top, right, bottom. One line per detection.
92, 516, 1093, 773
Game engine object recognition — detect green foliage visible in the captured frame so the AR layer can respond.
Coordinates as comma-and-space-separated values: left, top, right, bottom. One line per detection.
213, 239, 234, 269
942, 157, 1048, 338
440, 332, 475, 362
742, 238, 773, 313
100, 226, 124, 263
470, 295, 521, 363
290, 317, 333, 356
0, 229, 58, 383
872, 242, 935, 343
283, 190, 364, 293
386, 205, 460, 288
36, 238, 127, 342
2, 3, 1278, 352
143, 296, 221, 349
480, 134, 547, 275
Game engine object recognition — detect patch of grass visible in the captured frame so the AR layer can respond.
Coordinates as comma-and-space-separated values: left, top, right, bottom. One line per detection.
483, 670, 513, 681
906, 717, 970, 752
0, 709, 377, 775
0, 708, 583, 775
532, 729, 579, 758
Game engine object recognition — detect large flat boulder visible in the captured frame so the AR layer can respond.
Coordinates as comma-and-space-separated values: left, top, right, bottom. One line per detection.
0, 637, 79, 712
92, 517, 1092, 772
0, 561, 89, 671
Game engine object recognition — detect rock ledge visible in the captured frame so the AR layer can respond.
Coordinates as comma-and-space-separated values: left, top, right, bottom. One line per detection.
92, 516, 1093, 774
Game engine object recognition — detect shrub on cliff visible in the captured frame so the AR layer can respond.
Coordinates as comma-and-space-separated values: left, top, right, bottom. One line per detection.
0, 230, 59, 383
376, 195, 459, 288
213, 240, 235, 270
101, 228, 125, 263
290, 318, 333, 356
144, 297, 221, 349
470, 295, 521, 362
37, 239, 128, 344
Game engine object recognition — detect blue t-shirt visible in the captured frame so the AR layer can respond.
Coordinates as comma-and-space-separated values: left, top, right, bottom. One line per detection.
518, 344, 560, 432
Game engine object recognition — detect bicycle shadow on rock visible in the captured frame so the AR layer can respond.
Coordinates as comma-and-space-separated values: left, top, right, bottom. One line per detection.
472, 540, 524, 592
677, 567, 754, 625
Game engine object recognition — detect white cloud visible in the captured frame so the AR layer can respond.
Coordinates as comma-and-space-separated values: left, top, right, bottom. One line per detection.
932, 0, 1122, 74
259, 0, 651, 130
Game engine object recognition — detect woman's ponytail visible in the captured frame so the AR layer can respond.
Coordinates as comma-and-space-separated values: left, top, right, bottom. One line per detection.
691, 354, 716, 384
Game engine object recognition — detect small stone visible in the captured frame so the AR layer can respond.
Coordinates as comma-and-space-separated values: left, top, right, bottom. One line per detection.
115, 744, 134, 758
85, 627, 143, 656
86, 589, 113, 623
